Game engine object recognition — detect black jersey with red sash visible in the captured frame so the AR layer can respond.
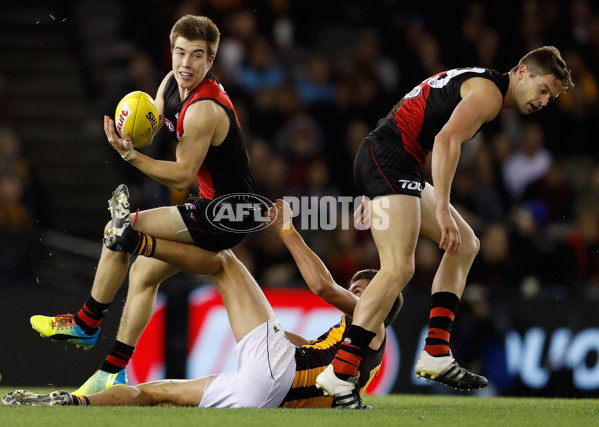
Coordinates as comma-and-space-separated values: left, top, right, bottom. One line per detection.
377, 68, 510, 165
280, 316, 385, 408
162, 72, 258, 199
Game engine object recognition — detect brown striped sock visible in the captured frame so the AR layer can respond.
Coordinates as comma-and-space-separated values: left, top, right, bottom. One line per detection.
72, 394, 90, 406
133, 232, 156, 257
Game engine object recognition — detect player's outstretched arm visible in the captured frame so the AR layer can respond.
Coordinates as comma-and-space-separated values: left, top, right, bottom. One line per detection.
269, 199, 358, 317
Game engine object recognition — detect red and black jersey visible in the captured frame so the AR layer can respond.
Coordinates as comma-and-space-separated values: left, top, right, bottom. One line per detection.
280, 316, 385, 408
377, 68, 510, 165
162, 73, 258, 199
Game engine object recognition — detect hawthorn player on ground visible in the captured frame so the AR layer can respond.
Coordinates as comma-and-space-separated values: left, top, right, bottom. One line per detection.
7, 200, 401, 408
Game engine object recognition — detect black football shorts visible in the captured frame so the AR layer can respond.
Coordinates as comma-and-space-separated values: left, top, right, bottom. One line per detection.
176, 195, 258, 251
353, 126, 425, 198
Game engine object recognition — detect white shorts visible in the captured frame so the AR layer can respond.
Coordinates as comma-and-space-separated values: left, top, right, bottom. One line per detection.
198, 318, 296, 408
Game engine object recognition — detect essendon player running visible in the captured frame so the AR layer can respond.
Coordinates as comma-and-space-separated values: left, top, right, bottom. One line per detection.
30, 16, 262, 396
316, 46, 574, 403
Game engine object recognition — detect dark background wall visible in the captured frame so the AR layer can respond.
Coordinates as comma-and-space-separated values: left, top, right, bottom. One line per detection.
2, 284, 599, 397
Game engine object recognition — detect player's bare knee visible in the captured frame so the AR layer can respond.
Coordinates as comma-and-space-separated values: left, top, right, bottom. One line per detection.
134, 384, 160, 405
379, 261, 415, 287
213, 249, 235, 276
458, 232, 480, 260
399, 262, 416, 284
129, 261, 160, 291
219, 249, 236, 265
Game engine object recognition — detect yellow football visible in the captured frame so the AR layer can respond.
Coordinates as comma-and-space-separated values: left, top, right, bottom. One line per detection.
114, 91, 159, 148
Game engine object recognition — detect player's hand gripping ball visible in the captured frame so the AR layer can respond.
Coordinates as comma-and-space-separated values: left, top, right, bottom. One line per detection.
114, 91, 159, 148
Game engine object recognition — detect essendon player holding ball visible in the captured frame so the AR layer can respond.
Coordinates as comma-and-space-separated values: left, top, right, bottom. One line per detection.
30, 15, 261, 394
315, 46, 574, 403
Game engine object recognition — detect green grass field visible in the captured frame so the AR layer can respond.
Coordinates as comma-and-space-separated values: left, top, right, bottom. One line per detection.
0, 388, 597, 426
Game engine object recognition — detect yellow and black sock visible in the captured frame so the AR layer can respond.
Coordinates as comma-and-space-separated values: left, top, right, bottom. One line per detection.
424, 292, 460, 357
132, 232, 156, 257
72, 394, 90, 406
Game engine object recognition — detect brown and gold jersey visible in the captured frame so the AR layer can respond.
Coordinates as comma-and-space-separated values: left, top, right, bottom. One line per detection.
281, 315, 385, 408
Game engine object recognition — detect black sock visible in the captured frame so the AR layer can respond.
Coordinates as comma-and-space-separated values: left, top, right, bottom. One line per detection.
331, 325, 376, 381
73, 296, 110, 335
424, 292, 460, 357
100, 341, 135, 373
344, 324, 376, 349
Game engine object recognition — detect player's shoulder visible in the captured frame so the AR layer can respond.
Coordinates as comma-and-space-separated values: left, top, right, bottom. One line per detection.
442, 74, 503, 125
200, 75, 229, 100
163, 72, 177, 91
156, 71, 175, 101
161, 71, 175, 85
462, 75, 503, 95
183, 96, 228, 130
461, 77, 504, 111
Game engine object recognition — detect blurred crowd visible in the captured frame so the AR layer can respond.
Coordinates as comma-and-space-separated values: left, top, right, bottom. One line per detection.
0, 125, 40, 280
4, 0, 599, 302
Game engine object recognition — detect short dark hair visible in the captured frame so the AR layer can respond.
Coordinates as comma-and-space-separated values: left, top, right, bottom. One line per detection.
349, 268, 378, 283
349, 269, 403, 328
512, 46, 574, 91
170, 15, 220, 57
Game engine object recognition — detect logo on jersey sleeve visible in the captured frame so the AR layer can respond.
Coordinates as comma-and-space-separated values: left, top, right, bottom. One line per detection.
404, 86, 422, 98
427, 67, 486, 88
164, 118, 175, 132
404, 85, 422, 99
